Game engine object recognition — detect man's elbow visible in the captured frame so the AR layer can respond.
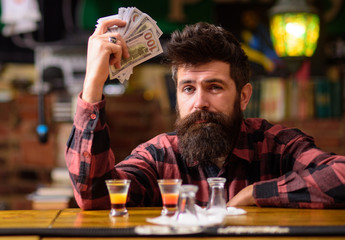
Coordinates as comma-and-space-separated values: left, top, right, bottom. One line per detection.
74, 195, 111, 210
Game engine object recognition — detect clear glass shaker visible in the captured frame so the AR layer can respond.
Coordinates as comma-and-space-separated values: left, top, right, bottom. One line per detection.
174, 185, 199, 223
206, 177, 227, 215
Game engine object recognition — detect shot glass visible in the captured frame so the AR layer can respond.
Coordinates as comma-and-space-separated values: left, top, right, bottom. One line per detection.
105, 179, 131, 217
157, 179, 182, 216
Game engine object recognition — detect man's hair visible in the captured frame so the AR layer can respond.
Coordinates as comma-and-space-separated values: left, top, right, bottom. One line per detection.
165, 22, 250, 92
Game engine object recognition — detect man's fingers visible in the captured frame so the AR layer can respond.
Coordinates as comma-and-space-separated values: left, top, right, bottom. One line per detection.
106, 35, 128, 68
94, 19, 127, 35
106, 33, 129, 59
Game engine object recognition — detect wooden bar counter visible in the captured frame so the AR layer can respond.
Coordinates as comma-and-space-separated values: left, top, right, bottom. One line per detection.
0, 207, 344, 239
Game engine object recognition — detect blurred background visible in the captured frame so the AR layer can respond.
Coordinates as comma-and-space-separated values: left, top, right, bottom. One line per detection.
0, 0, 344, 210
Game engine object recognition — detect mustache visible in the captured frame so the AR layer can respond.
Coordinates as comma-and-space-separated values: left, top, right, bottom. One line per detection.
175, 110, 229, 130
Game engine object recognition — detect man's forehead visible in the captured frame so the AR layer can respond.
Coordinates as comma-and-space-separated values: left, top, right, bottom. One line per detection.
176, 62, 232, 84
177, 61, 230, 73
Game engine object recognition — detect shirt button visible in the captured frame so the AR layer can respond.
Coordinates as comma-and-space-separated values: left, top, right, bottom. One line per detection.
90, 113, 96, 120
82, 151, 91, 159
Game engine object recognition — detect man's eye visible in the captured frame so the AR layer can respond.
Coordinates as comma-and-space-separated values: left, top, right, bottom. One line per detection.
210, 85, 222, 90
183, 86, 194, 93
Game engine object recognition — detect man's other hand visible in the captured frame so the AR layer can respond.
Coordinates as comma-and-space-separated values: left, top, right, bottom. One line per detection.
227, 184, 255, 207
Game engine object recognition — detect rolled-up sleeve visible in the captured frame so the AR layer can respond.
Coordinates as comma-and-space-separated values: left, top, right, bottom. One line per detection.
65, 92, 116, 210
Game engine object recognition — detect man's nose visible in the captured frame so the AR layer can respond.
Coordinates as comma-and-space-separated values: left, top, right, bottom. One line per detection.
193, 90, 209, 111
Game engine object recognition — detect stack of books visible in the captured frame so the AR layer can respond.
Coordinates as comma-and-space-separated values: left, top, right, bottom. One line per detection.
244, 75, 343, 121
27, 167, 73, 210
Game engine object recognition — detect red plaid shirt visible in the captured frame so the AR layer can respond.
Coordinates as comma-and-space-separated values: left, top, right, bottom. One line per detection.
65, 94, 345, 209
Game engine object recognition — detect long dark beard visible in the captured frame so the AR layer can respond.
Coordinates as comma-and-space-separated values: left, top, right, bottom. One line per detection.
175, 99, 243, 167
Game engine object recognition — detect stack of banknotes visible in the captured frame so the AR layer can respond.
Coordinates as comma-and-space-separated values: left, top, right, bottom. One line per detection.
97, 7, 163, 83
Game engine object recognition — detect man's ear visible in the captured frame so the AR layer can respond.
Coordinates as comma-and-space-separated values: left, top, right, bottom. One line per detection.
240, 83, 252, 111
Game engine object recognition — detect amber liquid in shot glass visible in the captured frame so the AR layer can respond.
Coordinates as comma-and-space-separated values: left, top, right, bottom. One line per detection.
110, 193, 127, 212
106, 179, 131, 217
158, 179, 182, 216
162, 193, 179, 209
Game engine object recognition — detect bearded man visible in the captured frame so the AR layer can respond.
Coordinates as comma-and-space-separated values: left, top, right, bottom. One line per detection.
65, 20, 345, 210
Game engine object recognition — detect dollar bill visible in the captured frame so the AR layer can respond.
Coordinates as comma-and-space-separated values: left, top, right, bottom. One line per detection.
97, 7, 163, 83
109, 27, 163, 83
124, 15, 162, 39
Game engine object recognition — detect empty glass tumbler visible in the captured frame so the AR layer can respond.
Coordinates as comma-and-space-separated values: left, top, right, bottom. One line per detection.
206, 177, 227, 214
175, 184, 199, 223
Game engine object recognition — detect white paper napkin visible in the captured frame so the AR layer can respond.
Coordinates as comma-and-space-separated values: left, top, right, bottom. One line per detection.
225, 206, 247, 215
147, 206, 246, 227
